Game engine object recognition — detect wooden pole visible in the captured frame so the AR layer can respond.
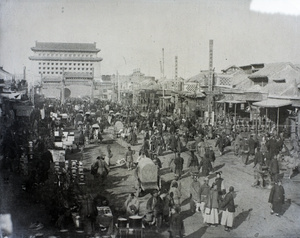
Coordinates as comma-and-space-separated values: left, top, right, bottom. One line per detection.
277, 107, 280, 135
234, 103, 237, 134
265, 108, 268, 132
224, 102, 226, 128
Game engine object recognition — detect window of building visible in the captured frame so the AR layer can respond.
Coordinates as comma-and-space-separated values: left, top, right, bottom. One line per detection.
74, 68, 76, 70
51, 67, 54, 70
56, 72, 58, 74
64, 63, 67, 65
69, 63, 71, 65
43, 67, 45, 69
51, 72, 54, 74
56, 63, 58, 65
47, 63, 49, 65
39, 67, 41, 69
69, 68, 71, 70
38, 71, 41, 74
39, 62, 41, 65
82, 63, 84, 66
51, 63, 53, 65
86, 68, 89, 70
43, 63, 45, 65
90, 68, 93, 70
47, 67, 50, 70
73, 63, 76, 66
90, 63, 93, 66
82, 68, 84, 70
56, 68, 58, 70
43, 72, 45, 74
78, 68, 80, 70
60, 63, 62, 65
60, 72, 62, 74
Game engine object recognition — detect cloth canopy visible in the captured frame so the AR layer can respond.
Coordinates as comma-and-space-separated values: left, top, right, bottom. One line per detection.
253, 98, 291, 108
216, 100, 246, 104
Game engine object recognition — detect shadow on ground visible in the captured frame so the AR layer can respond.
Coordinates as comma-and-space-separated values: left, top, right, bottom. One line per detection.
185, 225, 208, 238
233, 208, 253, 229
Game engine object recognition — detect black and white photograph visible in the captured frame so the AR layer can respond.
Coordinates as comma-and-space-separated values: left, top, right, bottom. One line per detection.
1, 0, 300, 237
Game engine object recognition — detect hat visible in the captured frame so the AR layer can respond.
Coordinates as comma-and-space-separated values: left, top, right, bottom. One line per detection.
216, 171, 222, 176
204, 177, 209, 181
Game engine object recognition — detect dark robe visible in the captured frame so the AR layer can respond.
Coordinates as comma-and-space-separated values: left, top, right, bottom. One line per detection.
268, 184, 285, 214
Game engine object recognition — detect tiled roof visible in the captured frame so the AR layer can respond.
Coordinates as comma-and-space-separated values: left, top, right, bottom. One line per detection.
31, 42, 100, 52
249, 62, 300, 83
262, 81, 300, 98
186, 71, 209, 86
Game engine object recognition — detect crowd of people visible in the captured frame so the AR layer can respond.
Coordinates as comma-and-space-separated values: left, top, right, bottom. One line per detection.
1, 97, 299, 237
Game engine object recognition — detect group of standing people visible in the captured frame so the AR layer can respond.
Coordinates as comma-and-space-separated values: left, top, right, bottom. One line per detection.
189, 173, 236, 232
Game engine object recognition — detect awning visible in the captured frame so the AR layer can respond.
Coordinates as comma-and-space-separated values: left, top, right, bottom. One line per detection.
216, 100, 246, 104
252, 98, 291, 108
181, 91, 206, 98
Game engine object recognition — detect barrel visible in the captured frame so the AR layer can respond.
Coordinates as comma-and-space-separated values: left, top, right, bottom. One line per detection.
117, 217, 127, 228
129, 215, 143, 228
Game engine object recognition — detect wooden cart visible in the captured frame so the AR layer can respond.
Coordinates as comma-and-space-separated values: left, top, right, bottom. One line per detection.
135, 157, 160, 197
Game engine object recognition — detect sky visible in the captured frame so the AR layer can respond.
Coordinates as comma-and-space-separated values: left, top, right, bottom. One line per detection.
1, 0, 300, 82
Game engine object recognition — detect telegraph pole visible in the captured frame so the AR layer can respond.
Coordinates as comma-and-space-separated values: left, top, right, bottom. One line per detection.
208, 39, 214, 125
61, 68, 65, 105
117, 71, 121, 103
162, 48, 165, 111
91, 68, 95, 103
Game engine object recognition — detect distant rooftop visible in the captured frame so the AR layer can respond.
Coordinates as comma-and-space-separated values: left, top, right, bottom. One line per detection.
31, 42, 100, 53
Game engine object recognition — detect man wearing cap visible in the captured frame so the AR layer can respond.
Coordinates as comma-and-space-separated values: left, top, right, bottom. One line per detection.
220, 186, 236, 231
245, 134, 258, 165
92, 156, 110, 184
187, 150, 200, 176
190, 175, 201, 213
268, 179, 285, 216
125, 146, 135, 170
146, 190, 164, 228
199, 177, 210, 217
213, 172, 226, 198
269, 155, 280, 182
199, 152, 213, 177
252, 147, 265, 188
174, 152, 184, 178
